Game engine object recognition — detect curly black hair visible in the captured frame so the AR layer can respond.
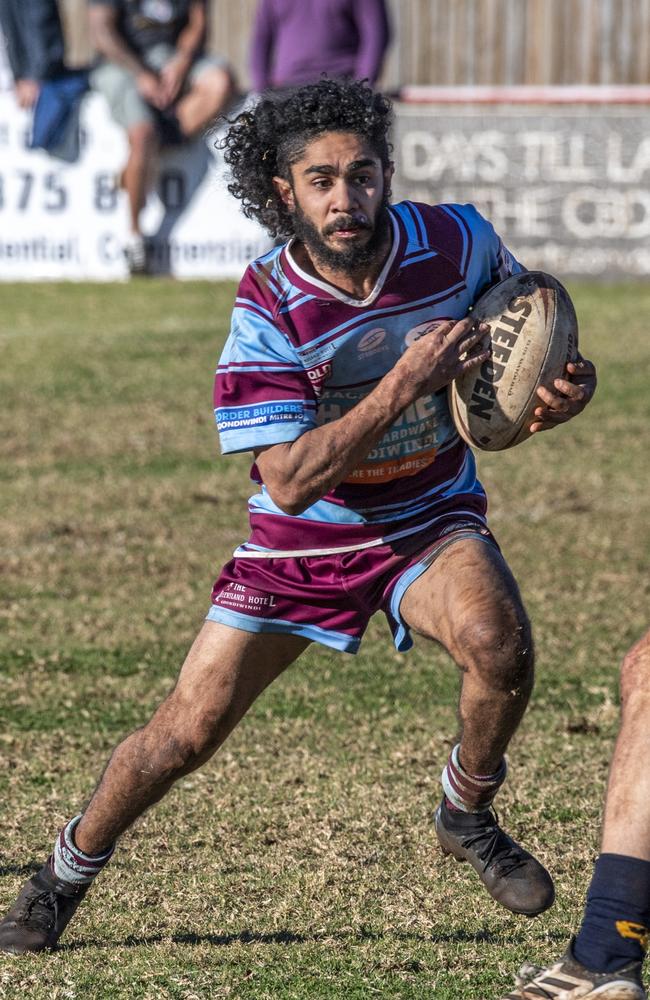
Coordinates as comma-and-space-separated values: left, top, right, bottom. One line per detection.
220, 78, 393, 239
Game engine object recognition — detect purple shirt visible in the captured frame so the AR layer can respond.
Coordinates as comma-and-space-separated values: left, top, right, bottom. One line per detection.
249, 0, 391, 91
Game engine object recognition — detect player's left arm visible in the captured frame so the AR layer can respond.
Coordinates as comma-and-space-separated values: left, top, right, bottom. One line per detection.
530, 353, 597, 433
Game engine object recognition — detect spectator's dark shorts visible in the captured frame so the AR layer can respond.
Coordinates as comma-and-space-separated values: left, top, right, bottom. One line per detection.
90, 43, 227, 130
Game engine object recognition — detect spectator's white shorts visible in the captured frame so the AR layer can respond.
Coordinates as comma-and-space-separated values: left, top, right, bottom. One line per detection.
90, 43, 228, 130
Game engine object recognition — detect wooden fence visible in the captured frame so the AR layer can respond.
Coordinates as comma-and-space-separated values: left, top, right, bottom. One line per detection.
60, 0, 650, 90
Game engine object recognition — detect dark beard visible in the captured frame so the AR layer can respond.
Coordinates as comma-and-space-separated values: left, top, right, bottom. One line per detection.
290, 200, 391, 274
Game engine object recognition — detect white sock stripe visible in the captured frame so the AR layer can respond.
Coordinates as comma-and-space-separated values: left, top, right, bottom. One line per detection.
441, 744, 507, 812
52, 815, 115, 886
63, 816, 114, 864
450, 745, 507, 788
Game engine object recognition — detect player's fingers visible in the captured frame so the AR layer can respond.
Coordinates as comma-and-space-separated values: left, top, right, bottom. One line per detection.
530, 411, 572, 432
459, 346, 491, 372
567, 357, 596, 378
536, 385, 573, 410
446, 318, 486, 342
456, 323, 490, 355
552, 377, 585, 400
442, 317, 472, 342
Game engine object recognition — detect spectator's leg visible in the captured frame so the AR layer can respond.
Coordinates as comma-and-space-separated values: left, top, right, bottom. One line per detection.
123, 121, 158, 235
175, 65, 233, 137
90, 62, 158, 274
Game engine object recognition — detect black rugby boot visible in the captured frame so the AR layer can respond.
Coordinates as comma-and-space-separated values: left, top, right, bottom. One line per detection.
0, 862, 90, 954
434, 797, 555, 916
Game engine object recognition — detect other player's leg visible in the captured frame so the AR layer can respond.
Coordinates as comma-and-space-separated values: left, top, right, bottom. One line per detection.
0, 623, 308, 954
499, 629, 650, 999
399, 535, 554, 916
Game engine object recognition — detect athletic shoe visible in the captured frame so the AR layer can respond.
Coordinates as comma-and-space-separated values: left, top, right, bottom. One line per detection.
124, 235, 148, 276
499, 939, 646, 998
0, 862, 89, 953
434, 797, 555, 916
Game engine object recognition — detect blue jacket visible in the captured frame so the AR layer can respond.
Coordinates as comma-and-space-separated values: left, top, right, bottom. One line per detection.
0, 0, 65, 81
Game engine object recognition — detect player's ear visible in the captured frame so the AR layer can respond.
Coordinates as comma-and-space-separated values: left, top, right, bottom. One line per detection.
273, 176, 294, 210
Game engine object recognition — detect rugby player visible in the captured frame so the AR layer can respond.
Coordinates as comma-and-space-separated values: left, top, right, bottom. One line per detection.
0, 79, 596, 953
500, 628, 650, 999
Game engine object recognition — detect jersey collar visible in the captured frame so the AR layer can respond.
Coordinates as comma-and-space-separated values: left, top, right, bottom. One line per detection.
279, 209, 404, 307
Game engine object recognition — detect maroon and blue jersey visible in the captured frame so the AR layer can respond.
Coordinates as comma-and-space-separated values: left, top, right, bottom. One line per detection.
214, 202, 523, 558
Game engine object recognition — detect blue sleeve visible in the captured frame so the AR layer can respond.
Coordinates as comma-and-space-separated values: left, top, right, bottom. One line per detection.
214, 304, 318, 455
453, 203, 525, 303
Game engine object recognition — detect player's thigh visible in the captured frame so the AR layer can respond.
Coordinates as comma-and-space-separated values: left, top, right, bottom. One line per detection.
399, 537, 531, 662
171, 620, 309, 726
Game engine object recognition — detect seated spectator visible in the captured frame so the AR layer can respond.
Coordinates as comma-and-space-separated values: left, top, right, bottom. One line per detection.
89, 0, 233, 274
250, 0, 390, 92
0, 0, 65, 108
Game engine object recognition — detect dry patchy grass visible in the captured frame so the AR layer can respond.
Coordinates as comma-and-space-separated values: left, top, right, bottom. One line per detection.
0, 280, 649, 998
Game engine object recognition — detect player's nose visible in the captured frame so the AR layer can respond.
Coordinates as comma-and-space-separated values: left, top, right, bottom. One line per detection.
330, 179, 360, 213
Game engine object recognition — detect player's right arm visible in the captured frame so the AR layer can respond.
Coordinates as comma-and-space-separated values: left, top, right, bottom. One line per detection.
254, 318, 489, 515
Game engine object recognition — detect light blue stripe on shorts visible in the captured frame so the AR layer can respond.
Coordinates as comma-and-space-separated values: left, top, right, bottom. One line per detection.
205, 605, 361, 654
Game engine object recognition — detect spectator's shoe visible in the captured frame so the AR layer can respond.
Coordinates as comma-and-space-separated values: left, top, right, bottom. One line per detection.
434, 798, 554, 916
124, 235, 148, 276
498, 939, 646, 998
0, 863, 89, 954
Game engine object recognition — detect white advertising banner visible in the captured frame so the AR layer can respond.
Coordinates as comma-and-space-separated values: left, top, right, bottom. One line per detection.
0, 91, 272, 280
393, 102, 650, 279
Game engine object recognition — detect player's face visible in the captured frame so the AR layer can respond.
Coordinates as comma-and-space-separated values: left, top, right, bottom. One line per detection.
274, 132, 393, 272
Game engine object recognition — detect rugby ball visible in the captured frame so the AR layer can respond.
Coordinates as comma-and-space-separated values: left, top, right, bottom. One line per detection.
449, 271, 579, 451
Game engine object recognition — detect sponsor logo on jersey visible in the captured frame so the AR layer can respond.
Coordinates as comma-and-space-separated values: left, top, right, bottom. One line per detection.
358, 327, 388, 354
344, 447, 437, 484
217, 402, 304, 430
305, 361, 332, 396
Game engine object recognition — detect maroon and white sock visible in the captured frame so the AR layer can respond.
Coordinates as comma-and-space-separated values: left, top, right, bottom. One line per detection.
50, 815, 115, 887
441, 744, 507, 813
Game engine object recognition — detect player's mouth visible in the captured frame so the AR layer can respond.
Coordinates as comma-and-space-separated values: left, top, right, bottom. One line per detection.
324, 215, 371, 240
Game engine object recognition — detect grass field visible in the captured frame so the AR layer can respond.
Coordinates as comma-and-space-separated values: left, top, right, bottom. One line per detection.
0, 279, 649, 999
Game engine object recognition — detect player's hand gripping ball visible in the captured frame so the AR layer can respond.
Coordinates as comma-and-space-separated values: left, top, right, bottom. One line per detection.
449, 271, 580, 451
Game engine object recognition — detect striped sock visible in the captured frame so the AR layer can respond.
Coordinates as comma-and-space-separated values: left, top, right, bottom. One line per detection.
441, 744, 507, 813
50, 815, 115, 888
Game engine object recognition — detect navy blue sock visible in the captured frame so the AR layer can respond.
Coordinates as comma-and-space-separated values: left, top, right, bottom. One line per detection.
574, 853, 650, 973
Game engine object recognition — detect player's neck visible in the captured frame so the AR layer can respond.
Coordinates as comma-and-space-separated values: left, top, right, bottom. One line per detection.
293, 228, 393, 301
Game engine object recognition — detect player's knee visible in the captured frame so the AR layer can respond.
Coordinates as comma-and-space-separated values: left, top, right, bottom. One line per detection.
620, 630, 650, 704
137, 701, 229, 779
455, 612, 534, 693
